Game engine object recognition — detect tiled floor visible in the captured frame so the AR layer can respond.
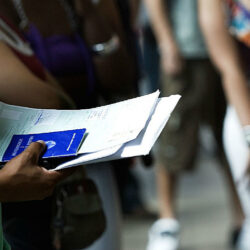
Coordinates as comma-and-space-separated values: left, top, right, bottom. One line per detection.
122, 147, 233, 250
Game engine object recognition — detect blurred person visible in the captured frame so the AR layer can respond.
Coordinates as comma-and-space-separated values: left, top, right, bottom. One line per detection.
0, 12, 74, 250
0, 3, 101, 249
0, 14, 73, 109
77, 0, 139, 103
91, 0, 150, 216
0, 0, 141, 249
199, 0, 250, 248
139, 3, 160, 93
143, 0, 245, 249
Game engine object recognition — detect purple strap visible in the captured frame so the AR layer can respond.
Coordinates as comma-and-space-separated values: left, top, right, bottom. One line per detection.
25, 24, 95, 94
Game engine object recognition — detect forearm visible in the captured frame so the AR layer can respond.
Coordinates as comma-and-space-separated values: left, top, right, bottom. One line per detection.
0, 80, 74, 109
144, 0, 184, 75
0, 43, 75, 109
143, 0, 177, 50
198, 0, 250, 126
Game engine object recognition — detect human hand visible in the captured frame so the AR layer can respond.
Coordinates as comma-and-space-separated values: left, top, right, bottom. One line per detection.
0, 141, 73, 202
159, 43, 183, 76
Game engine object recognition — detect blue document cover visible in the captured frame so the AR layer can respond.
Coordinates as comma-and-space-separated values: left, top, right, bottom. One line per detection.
2, 129, 86, 161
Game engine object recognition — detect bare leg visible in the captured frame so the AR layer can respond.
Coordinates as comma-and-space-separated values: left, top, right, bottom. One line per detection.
156, 163, 177, 219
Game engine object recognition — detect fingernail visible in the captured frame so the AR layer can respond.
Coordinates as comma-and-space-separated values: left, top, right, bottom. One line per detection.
36, 140, 46, 146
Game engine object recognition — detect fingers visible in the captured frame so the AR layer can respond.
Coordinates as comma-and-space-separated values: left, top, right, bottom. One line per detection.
45, 167, 75, 182
39, 168, 74, 199
35, 168, 74, 198
21, 141, 46, 163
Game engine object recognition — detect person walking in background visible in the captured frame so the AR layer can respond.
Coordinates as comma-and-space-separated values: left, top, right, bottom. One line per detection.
199, 0, 250, 248
138, 2, 160, 94
143, 0, 244, 249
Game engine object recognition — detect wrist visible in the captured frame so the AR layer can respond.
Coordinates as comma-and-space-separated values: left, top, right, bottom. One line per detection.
158, 40, 179, 56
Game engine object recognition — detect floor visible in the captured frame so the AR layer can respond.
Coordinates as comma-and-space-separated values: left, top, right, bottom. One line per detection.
121, 139, 234, 250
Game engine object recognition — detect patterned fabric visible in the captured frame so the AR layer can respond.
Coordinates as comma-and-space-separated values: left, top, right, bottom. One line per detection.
226, 0, 250, 47
155, 59, 226, 172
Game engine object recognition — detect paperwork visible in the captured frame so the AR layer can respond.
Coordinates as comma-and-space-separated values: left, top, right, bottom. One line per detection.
0, 91, 180, 170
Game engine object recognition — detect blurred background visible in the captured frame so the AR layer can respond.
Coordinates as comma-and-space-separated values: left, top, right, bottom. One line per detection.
0, 0, 249, 250
122, 128, 232, 250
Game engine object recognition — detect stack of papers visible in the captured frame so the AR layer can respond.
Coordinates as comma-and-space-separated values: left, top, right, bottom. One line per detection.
0, 91, 180, 170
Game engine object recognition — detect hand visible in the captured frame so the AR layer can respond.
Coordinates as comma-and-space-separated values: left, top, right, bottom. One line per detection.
159, 43, 183, 76
0, 141, 73, 202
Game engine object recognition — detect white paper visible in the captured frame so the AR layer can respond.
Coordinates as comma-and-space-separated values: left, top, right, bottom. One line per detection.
0, 91, 160, 158
54, 95, 181, 170
0, 91, 181, 169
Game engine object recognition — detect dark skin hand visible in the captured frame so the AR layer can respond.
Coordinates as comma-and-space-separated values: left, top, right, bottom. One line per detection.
0, 141, 73, 202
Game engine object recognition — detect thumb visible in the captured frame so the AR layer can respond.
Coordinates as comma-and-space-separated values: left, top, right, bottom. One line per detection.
22, 141, 47, 163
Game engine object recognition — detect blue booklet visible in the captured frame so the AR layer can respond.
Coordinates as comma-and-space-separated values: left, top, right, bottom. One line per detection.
2, 128, 86, 162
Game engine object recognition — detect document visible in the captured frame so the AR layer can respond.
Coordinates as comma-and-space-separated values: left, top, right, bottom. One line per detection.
0, 91, 180, 169
2, 129, 86, 161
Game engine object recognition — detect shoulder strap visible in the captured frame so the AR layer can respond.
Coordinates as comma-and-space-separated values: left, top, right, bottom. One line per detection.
0, 16, 32, 55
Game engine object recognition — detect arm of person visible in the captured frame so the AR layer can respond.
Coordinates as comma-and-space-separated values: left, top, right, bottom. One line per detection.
143, 0, 183, 75
0, 141, 73, 202
0, 42, 75, 109
198, 0, 250, 127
